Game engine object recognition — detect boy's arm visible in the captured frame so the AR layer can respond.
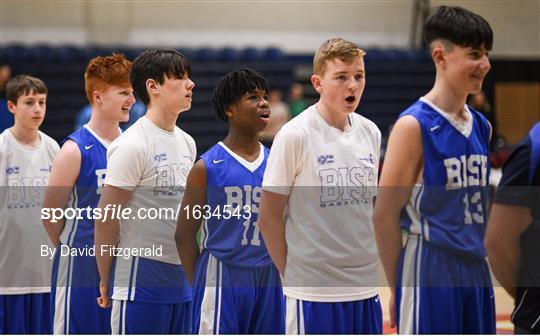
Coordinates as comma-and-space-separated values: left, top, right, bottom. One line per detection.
95, 184, 133, 308
259, 190, 288, 274
259, 124, 301, 275
485, 203, 530, 299
42, 140, 80, 247
175, 159, 207, 285
373, 115, 422, 328
486, 141, 533, 299
95, 137, 142, 308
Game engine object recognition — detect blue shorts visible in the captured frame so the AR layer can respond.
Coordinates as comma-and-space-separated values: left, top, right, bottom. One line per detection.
285, 295, 382, 334
192, 250, 285, 334
111, 299, 191, 334
0, 293, 51, 334
50, 248, 111, 334
396, 235, 496, 334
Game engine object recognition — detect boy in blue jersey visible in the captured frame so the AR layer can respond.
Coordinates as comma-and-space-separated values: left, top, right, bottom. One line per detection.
95, 49, 196, 334
176, 68, 284, 334
43, 54, 134, 334
374, 6, 496, 334
1, 75, 59, 334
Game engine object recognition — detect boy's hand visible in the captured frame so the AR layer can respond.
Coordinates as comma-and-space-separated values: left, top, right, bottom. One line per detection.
97, 282, 111, 308
388, 291, 396, 329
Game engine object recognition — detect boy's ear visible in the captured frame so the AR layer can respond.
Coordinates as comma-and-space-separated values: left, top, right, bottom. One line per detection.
92, 91, 101, 104
6, 100, 16, 114
224, 105, 235, 120
146, 79, 158, 96
311, 74, 322, 94
431, 42, 446, 69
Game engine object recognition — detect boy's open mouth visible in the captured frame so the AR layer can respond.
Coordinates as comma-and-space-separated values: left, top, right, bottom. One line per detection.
345, 96, 356, 103
260, 110, 271, 119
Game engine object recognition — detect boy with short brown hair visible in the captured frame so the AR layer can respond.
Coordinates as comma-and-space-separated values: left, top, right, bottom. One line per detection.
1, 74, 59, 333
259, 38, 382, 334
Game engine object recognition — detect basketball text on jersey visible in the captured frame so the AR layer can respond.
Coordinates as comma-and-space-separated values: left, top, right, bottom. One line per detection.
444, 154, 489, 225
154, 162, 190, 196
95, 168, 106, 194
225, 185, 261, 246
6, 176, 48, 208
444, 154, 488, 189
319, 166, 377, 207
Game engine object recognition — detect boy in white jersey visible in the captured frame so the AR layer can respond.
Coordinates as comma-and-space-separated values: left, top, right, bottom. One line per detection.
95, 49, 196, 334
0, 75, 59, 333
43, 54, 134, 334
259, 38, 382, 334
374, 6, 495, 334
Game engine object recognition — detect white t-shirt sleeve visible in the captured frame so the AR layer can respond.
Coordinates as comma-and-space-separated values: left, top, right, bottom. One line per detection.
370, 123, 382, 197
262, 125, 304, 195
374, 127, 382, 171
43, 133, 60, 156
48, 138, 60, 153
105, 137, 145, 190
186, 133, 197, 163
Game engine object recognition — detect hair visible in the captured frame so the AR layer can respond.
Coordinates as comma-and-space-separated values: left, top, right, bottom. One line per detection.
130, 49, 191, 106
423, 6, 493, 50
313, 38, 366, 75
211, 68, 269, 123
84, 53, 132, 105
6, 74, 48, 104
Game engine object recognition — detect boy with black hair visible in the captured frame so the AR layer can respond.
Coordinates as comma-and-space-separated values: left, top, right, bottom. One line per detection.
1, 75, 59, 333
374, 6, 496, 334
95, 49, 196, 334
176, 68, 284, 334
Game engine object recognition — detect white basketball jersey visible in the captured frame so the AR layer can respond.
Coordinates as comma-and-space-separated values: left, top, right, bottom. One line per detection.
263, 104, 381, 302
105, 116, 196, 265
0, 129, 59, 294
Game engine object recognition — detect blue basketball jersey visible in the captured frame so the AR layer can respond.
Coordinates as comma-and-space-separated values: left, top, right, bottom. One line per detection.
60, 125, 108, 248
400, 98, 491, 259
199, 142, 272, 267
52, 125, 112, 334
